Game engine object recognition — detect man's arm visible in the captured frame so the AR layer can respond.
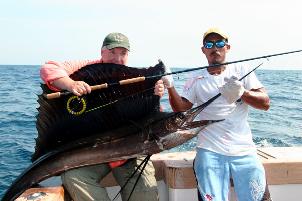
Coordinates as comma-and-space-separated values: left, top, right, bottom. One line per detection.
241, 87, 270, 110
167, 87, 193, 112
40, 60, 100, 95
50, 76, 91, 96
160, 64, 193, 112
219, 76, 270, 111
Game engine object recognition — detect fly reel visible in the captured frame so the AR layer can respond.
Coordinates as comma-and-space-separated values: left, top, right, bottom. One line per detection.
66, 95, 87, 115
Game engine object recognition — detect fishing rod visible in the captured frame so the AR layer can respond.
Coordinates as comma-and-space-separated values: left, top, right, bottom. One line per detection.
68, 61, 263, 116
149, 49, 302, 78
112, 155, 152, 201
44, 49, 302, 99
43, 49, 302, 115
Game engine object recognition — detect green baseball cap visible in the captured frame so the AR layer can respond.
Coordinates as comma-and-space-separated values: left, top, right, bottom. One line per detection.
102, 32, 130, 51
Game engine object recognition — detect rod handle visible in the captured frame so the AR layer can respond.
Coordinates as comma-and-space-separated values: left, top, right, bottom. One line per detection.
90, 83, 108, 91
119, 77, 145, 85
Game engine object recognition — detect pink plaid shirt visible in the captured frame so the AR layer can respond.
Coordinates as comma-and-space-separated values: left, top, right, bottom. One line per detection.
40, 59, 102, 91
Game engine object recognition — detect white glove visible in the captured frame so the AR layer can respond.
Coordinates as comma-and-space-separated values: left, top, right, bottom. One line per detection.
219, 76, 245, 103
161, 64, 174, 88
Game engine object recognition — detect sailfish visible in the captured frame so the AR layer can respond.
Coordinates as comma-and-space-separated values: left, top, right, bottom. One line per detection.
1, 61, 221, 201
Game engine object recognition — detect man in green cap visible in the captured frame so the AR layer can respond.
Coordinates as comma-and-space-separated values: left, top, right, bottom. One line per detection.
40, 32, 162, 201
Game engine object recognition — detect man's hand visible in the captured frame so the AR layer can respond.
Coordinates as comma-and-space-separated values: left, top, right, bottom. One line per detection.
154, 80, 165, 97
161, 65, 174, 88
219, 76, 245, 103
51, 76, 91, 96
67, 80, 91, 96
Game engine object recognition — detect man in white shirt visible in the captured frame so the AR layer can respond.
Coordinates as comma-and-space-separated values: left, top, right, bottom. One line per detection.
162, 28, 272, 201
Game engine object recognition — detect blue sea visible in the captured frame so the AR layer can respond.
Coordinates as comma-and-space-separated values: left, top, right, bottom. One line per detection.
0, 65, 301, 198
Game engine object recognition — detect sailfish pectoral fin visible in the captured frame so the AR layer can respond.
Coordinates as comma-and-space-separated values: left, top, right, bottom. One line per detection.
182, 119, 224, 130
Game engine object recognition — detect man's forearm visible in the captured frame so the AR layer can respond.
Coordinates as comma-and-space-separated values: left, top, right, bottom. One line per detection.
50, 76, 75, 91
241, 88, 270, 110
167, 87, 193, 112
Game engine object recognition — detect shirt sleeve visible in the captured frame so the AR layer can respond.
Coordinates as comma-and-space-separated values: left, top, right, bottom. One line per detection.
181, 77, 197, 104
240, 65, 263, 90
40, 59, 101, 91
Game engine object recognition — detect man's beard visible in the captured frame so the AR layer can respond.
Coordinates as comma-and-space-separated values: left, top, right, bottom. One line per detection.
210, 51, 223, 65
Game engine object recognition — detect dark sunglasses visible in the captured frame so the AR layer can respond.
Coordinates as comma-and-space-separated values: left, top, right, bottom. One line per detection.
204, 40, 227, 49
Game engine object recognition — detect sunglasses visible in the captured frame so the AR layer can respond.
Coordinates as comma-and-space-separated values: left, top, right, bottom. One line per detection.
204, 40, 227, 49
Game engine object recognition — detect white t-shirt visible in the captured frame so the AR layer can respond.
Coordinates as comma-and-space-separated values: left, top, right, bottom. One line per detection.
182, 64, 263, 156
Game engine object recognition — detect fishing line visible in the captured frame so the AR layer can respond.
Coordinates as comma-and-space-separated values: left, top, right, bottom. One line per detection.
67, 87, 156, 115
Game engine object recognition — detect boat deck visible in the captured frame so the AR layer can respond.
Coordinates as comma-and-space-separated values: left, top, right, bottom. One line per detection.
16, 147, 302, 201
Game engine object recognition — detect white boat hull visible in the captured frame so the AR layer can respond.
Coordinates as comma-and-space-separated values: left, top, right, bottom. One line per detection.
16, 147, 302, 201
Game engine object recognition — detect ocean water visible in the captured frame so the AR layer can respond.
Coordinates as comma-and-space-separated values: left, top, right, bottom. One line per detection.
0, 65, 301, 198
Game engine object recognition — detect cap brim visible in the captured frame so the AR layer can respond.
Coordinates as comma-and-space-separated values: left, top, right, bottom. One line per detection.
106, 44, 130, 51
203, 32, 228, 41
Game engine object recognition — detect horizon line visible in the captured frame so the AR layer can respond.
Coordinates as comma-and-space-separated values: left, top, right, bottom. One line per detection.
0, 64, 301, 71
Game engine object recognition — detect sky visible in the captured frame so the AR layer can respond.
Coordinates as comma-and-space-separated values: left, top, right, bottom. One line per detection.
0, 0, 302, 70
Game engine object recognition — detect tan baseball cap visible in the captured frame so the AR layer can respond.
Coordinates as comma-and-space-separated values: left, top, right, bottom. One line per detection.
203, 28, 228, 42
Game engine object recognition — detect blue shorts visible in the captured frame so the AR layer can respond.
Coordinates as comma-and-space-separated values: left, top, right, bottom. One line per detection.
194, 148, 267, 201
